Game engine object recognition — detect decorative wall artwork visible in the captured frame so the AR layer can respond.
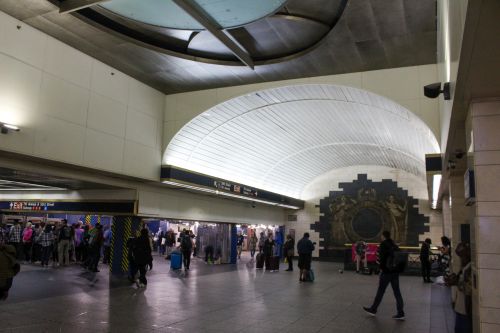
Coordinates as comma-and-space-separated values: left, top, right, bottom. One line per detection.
312, 174, 429, 259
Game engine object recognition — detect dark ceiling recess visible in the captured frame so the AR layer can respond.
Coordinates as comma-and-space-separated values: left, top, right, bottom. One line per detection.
72, 0, 348, 67
0, 0, 437, 94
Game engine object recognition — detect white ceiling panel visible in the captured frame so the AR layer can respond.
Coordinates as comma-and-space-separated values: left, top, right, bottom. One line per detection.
165, 84, 440, 199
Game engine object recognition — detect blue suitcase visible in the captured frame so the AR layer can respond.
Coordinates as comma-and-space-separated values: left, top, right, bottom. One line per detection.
170, 252, 182, 270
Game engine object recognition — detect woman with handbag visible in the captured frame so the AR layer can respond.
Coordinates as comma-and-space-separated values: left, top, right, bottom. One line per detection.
283, 234, 295, 272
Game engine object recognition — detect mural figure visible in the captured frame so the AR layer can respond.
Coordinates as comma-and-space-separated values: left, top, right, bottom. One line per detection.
358, 187, 377, 202
329, 195, 356, 245
384, 194, 408, 243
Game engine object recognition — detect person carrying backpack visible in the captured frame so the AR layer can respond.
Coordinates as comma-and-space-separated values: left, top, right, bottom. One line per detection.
363, 230, 405, 320
58, 219, 72, 266
180, 229, 193, 271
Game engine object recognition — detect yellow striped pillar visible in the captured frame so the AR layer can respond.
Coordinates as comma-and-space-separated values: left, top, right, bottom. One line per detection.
110, 216, 141, 276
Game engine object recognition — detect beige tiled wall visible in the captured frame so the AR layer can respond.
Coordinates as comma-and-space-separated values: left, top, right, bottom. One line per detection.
0, 12, 164, 181
471, 100, 500, 333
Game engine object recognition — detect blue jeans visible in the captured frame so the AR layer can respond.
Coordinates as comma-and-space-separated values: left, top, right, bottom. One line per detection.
370, 272, 404, 314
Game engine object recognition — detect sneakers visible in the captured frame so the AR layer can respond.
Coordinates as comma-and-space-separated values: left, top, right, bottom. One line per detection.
363, 307, 376, 317
393, 313, 405, 320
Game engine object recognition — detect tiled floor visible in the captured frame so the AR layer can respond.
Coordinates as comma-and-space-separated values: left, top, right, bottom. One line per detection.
1, 254, 454, 333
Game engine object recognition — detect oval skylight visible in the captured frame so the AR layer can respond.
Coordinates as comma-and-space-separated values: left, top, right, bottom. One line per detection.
100, 0, 288, 30
164, 84, 440, 199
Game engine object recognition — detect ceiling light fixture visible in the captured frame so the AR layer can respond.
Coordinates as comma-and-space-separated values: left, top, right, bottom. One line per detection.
0, 122, 20, 134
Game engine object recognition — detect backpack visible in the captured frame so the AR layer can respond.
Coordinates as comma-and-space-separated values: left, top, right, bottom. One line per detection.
181, 235, 192, 251
386, 245, 407, 273
60, 226, 71, 240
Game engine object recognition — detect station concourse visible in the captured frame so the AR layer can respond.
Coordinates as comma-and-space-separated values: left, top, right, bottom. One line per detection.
0, 1, 499, 332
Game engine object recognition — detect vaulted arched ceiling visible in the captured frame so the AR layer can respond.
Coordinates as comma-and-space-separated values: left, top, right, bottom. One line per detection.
165, 84, 440, 198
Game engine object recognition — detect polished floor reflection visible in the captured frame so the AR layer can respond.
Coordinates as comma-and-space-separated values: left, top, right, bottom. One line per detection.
1, 255, 453, 333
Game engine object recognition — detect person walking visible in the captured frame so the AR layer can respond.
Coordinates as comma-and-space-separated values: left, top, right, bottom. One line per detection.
88, 224, 104, 272
21, 222, 34, 263
420, 238, 432, 283
9, 222, 22, 261
58, 220, 72, 267
263, 233, 275, 271
180, 229, 193, 271
74, 223, 84, 262
354, 240, 367, 273
248, 233, 258, 259
38, 225, 54, 268
8, 221, 23, 261
236, 232, 244, 259
283, 234, 295, 272
363, 230, 405, 320
131, 228, 153, 288
258, 232, 266, 254
102, 226, 112, 264
297, 233, 315, 281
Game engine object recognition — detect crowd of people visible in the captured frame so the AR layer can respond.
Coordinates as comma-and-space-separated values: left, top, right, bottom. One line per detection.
0, 219, 111, 272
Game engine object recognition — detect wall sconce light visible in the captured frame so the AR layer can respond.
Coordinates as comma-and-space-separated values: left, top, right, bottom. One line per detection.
424, 82, 451, 100
0, 122, 20, 134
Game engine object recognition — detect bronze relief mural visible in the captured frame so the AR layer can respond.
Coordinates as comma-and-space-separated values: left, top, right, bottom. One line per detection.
312, 174, 429, 259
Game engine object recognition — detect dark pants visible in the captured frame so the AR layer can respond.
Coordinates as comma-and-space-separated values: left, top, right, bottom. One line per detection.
264, 254, 272, 270
138, 265, 148, 285
75, 244, 83, 262
41, 246, 52, 266
455, 313, 472, 333
421, 257, 431, 281
370, 272, 404, 315
205, 246, 214, 262
23, 242, 32, 261
32, 244, 41, 263
88, 246, 101, 271
287, 255, 293, 270
9, 242, 22, 260
103, 246, 111, 264
250, 248, 256, 258
182, 250, 191, 269
128, 259, 138, 282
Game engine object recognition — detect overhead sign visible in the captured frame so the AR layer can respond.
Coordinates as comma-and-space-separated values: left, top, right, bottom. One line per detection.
0, 201, 137, 215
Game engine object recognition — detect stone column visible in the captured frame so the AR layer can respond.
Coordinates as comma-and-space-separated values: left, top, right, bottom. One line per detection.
110, 216, 142, 276
442, 194, 452, 238
471, 100, 500, 333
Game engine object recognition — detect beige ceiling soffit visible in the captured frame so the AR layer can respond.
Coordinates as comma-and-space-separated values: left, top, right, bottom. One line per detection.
172, 0, 255, 69
59, 0, 110, 14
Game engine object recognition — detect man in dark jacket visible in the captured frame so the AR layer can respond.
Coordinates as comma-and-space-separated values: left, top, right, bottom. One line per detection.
297, 233, 315, 282
132, 228, 153, 287
420, 238, 432, 283
283, 235, 295, 272
263, 233, 275, 271
363, 230, 405, 320
180, 230, 192, 271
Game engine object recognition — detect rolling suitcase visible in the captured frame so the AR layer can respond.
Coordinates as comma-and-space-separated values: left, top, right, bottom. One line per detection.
306, 269, 315, 282
170, 252, 182, 270
256, 253, 264, 269
268, 255, 280, 271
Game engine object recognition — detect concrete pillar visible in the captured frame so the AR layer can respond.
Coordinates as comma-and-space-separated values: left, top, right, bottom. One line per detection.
442, 194, 452, 237
471, 100, 500, 333
109, 216, 142, 276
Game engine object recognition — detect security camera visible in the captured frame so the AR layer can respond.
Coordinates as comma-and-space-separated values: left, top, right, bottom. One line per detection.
424, 82, 450, 100
447, 159, 456, 170
455, 150, 465, 159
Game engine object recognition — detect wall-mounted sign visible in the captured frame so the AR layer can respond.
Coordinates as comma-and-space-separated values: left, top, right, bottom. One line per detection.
0, 201, 137, 215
